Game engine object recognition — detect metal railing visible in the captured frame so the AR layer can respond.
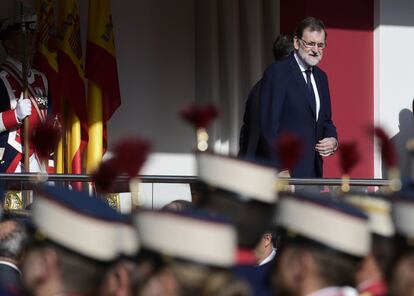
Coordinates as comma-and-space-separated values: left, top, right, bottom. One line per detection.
0, 173, 197, 183
0, 173, 392, 186
0, 173, 395, 212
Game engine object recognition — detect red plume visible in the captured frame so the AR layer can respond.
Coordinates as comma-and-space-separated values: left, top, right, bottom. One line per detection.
92, 158, 120, 193
112, 137, 152, 178
273, 132, 304, 171
338, 142, 360, 174
92, 136, 152, 193
179, 102, 220, 129
31, 118, 62, 161
372, 127, 397, 168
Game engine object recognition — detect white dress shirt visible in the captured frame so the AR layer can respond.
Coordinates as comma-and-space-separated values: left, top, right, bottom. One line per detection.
258, 248, 276, 266
0, 260, 21, 275
307, 286, 358, 296
294, 52, 321, 121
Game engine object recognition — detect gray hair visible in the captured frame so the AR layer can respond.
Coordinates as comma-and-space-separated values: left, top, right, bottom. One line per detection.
0, 221, 28, 260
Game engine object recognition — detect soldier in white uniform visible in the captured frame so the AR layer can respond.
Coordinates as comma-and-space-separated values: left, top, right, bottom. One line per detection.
0, 14, 49, 173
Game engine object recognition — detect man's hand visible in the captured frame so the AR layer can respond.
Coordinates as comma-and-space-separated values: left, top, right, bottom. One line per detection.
15, 93, 32, 122
315, 137, 337, 157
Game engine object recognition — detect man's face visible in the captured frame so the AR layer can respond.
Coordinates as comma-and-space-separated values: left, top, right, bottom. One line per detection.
5, 30, 36, 63
294, 28, 326, 67
389, 254, 414, 296
21, 248, 45, 293
272, 246, 301, 296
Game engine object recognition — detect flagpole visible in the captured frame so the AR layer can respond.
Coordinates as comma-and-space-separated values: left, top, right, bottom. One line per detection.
20, 3, 30, 174
19, 2, 31, 207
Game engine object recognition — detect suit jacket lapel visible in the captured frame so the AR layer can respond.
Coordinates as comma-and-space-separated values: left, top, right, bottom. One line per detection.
288, 55, 316, 119
313, 68, 324, 122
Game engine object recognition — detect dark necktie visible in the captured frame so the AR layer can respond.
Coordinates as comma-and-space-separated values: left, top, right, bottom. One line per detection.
305, 68, 316, 117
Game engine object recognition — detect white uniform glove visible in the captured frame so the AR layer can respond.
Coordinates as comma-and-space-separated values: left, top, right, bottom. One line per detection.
15, 95, 32, 122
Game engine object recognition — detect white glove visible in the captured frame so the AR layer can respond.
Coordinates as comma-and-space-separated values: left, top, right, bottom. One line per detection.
15, 95, 32, 122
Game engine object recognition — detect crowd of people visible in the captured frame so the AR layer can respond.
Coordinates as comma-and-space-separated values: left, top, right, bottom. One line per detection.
0, 152, 413, 296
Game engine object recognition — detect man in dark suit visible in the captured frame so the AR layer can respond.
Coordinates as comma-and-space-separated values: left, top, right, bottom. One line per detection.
260, 17, 338, 177
238, 34, 294, 158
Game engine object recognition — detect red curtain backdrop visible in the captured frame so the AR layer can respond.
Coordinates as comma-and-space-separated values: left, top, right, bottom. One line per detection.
280, 0, 374, 178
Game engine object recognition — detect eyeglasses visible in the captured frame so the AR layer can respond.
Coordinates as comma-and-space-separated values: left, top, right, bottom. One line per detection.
299, 38, 327, 50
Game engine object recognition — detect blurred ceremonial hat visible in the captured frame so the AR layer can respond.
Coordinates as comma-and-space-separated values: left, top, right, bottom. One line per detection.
277, 193, 371, 258
196, 152, 278, 251
134, 208, 237, 268
32, 185, 140, 261
345, 193, 395, 238
392, 188, 414, 249
196, 152, 278, 204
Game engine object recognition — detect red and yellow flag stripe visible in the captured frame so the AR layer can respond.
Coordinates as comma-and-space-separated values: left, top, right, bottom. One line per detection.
56, 0, 87, 180
86, 0, 121, 173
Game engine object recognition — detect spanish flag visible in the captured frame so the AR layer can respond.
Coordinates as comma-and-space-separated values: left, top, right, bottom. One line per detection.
34, 0, 63, 173
56, 0, 87, 180
85, 0, 121, 173
34, 0, 59, 115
